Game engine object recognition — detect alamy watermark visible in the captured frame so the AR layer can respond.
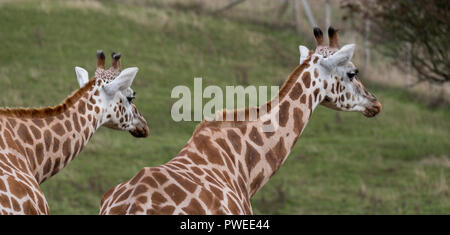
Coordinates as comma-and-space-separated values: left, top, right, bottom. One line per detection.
171, 78, 279, 132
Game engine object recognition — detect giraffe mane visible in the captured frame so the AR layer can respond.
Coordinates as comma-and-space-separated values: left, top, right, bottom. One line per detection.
197, 53, 313, 131
0, 78, 97, 118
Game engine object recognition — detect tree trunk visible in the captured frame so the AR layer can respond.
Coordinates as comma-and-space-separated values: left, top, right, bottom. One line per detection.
300, 0, 317, 27
293, 0, 302, 33
214, 0, 246, 14
364, 17, 371, 74
325, 0, 331, 29
405, 42, 412, 85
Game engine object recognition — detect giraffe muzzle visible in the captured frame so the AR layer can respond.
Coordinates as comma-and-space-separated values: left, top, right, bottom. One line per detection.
129, 118, 150, 138
363, 101, 382, 118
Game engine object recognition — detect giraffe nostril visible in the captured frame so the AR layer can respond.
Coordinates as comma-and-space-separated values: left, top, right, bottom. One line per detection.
362, 100, 382, 118
373, 101, 382, 113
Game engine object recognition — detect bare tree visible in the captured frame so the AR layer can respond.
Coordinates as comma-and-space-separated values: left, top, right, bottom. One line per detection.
300, 0, 317, 27
293, 0, 302, 33
363, 17, 370, 73
276, 0, 290, 19
341, 0, 449, 84
325, 0, 331, 29
214, 0, 247, 14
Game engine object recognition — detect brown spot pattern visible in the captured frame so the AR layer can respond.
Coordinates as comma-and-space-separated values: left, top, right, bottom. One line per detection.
227, 130, 242, 153
51, 123, 65, 136
245, 142, 260, 174
194, 134, 224, 166
278, 101, 290, 127
164, 184, 187, 205
289, 82, 303, 100
249, 127, 263, 146
302, 72, 311, 88
293, 107, 304, 135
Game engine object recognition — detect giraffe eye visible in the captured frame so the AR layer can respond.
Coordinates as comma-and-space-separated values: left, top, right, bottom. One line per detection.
126, 91, 136, 103
347, 70, 358, 81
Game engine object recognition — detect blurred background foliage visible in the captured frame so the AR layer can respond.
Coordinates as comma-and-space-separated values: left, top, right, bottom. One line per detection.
341, 0, 449, 84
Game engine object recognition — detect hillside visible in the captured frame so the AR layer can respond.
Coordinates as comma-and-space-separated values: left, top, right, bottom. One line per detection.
0, 0, 448, 214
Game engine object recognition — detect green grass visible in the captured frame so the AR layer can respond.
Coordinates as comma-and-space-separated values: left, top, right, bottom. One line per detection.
0, 0, 448, 214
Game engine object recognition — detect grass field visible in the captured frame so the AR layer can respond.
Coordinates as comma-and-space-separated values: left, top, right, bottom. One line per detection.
0, 0, 448, 214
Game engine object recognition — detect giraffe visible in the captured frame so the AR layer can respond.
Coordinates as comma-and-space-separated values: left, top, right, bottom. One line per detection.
0, 51, 149, 214
100, 27, 382, 215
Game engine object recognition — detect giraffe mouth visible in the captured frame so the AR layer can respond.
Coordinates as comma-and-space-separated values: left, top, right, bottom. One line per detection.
363, 101, 382, 118
129, 124, 149, 138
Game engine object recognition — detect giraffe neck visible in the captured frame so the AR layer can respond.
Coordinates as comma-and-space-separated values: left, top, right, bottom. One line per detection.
243, 60, 324, 197
35, 99, 102, 183
0, 80, 106, 184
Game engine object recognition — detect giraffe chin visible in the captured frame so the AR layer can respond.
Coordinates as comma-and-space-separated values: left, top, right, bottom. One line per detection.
129, 125, 150, 138
363, 101, 382, 118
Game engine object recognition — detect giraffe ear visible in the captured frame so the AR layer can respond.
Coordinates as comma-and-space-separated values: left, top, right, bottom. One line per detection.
299, 45, 310, 64
104, 67, 138, 96
320, 44, 355, 71
75, 67, 89, 87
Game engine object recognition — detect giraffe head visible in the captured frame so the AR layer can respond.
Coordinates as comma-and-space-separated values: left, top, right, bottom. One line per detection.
299, 27, 382, 117
75, 50, 149, 137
